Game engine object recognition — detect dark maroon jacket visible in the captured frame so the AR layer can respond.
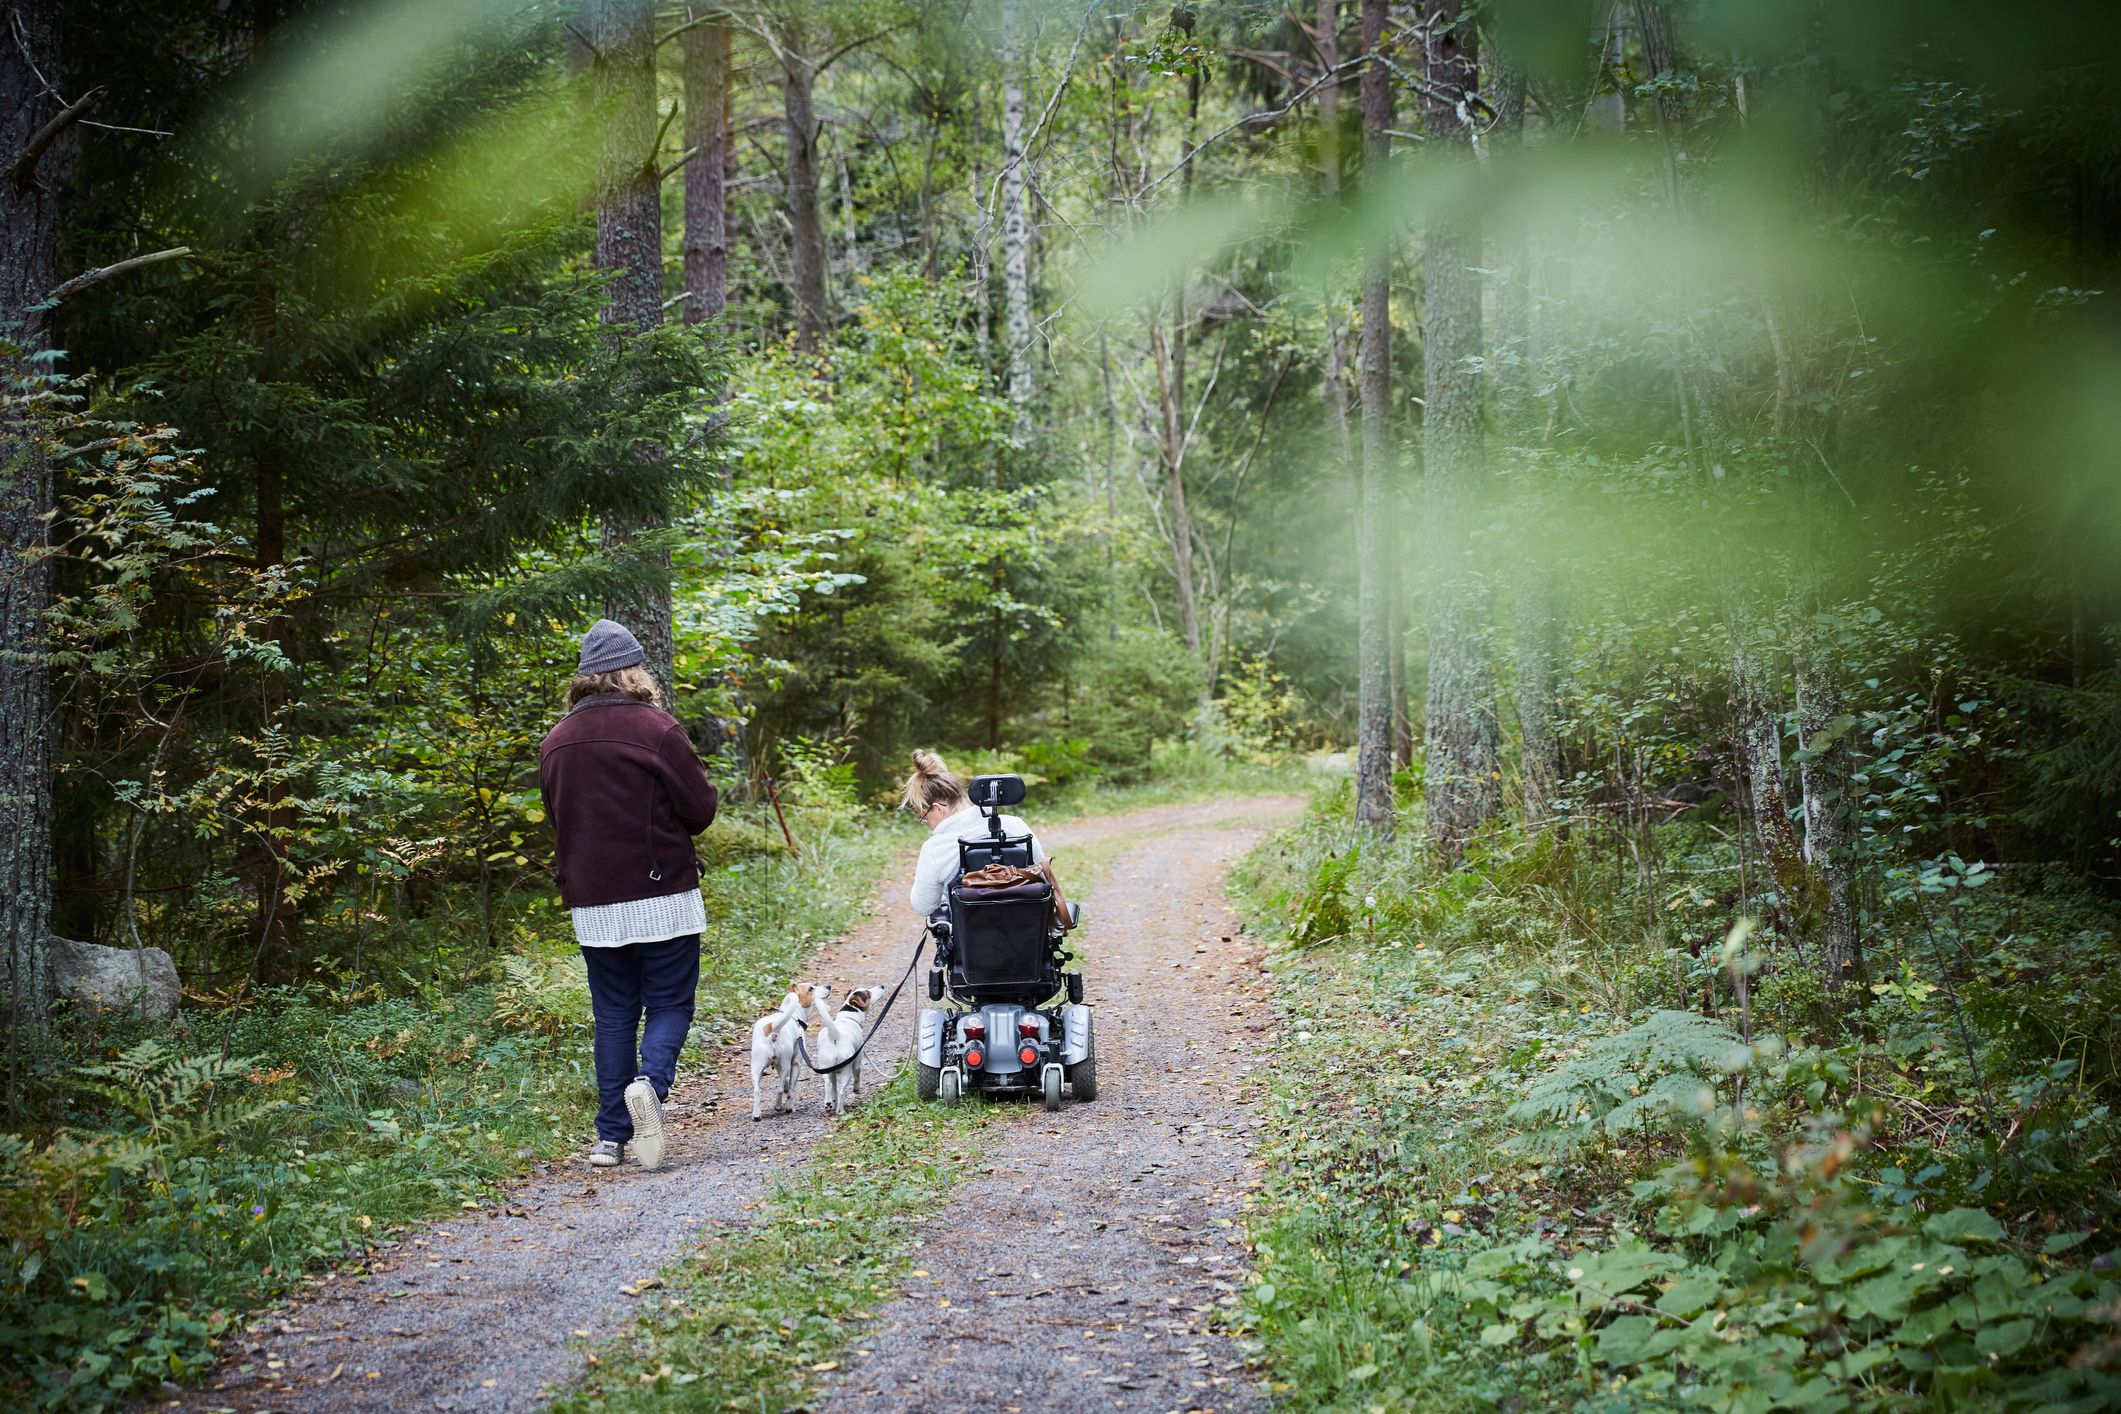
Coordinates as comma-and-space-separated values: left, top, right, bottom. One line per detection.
538, 694, 719, 908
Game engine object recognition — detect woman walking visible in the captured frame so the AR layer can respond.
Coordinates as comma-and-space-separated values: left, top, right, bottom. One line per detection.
539, 620, 719, 1168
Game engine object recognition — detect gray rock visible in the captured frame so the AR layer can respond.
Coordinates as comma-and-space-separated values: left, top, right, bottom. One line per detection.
48, 937, 182, 1018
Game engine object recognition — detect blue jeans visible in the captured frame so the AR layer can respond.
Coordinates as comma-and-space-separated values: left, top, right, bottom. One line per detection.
579, 933, 700, 1143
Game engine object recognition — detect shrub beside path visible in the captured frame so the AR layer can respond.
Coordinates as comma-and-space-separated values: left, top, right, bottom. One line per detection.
185, 795, 1301, 1412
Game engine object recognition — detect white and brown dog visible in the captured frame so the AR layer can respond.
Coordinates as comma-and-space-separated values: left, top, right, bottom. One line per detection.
811, 984, 878, 1116
751, 982, 829, 1120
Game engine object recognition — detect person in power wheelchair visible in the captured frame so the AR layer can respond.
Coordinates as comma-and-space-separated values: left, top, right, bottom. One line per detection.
904, 751, 1095, 1110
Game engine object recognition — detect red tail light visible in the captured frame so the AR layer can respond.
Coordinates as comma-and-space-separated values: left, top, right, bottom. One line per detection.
965, 1047, 985, 1068
1017, 1019, 1039, 1037
1019, 1045, 1037, 1066
961, 1020, 986, 1040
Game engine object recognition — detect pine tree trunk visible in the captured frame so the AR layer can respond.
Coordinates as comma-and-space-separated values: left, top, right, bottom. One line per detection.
591, 0, 675, 702
1, 0, 64, 1039
1421, 0, 1499, 859
781, 46, 829, 352
1316, 0, 1353, 466
681, 11, 729, 326
999, 0, 1034, 437
1795, 628, 1859, 993
1353, 0, 1394, 834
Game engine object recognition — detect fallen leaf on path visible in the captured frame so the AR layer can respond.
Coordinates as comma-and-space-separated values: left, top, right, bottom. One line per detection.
810, 1360, 839, 1371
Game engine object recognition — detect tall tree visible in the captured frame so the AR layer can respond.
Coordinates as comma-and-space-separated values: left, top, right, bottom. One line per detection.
771, 19, 830, 351
590, 0, 676, 698
1489, 48, 1563, 826
1315, 0, 1351, 463
681, 7, 731, 327
1, 0, 65, 1032
1420, 0, 1499, 858
1352, 0, 1393, 832
998, 0, 1034, 436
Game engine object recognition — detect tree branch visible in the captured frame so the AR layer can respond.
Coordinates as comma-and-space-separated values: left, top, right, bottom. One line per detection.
8, 85, 101, 191
40, 246, 192, 307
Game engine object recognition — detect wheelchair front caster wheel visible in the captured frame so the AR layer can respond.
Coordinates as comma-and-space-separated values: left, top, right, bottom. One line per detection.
939, 1069, 961, 1104
1041, 1066, 1062, 1112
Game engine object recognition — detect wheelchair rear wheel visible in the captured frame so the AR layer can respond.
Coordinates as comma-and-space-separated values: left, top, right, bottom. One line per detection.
1066, 1014, 1097, 1101
915, 1059, 940, 1101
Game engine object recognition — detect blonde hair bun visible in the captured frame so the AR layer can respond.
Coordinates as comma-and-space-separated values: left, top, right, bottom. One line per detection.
903, 749, 966, 814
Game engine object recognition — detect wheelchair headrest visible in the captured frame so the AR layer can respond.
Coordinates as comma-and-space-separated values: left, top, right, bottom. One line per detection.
967, 773, 1026, 809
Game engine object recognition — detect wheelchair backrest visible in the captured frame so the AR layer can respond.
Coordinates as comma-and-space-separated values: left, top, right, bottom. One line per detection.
958, 830, 1035, 873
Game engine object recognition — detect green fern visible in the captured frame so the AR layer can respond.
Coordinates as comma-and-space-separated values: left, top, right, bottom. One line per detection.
74, 1039, 283, 1169
1507, 1011, 1749, 1156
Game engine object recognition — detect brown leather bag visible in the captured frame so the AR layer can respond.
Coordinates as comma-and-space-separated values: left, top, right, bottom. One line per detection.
957, 861, 1074, 932
960, 863, 1042, 889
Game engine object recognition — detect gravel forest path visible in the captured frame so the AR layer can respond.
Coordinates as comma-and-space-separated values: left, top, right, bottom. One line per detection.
185, 794, 1299, 1414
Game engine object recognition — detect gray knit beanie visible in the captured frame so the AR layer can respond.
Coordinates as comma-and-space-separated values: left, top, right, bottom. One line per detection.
577, 618, 645, 675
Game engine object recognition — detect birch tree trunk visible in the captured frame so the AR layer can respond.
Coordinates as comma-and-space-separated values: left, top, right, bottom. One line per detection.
681, 10, 730, 326
591, 0, 675, 701
1149, 318, 1202, 661
998, 0, 1034, 437
1493, 55, 1564, 826
1421, 0, 1500, 858
1, 0, 65, 1036
781, 40, 830, 352
1353, 0, 1394, 834
1795, 625, 1859, 993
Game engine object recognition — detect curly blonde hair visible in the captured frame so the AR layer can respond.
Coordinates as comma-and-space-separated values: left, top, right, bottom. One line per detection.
567, 664, 661, 708
901, 749, 965, 815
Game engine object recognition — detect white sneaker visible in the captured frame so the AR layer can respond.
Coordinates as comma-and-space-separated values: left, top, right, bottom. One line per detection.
589, 1140, 623, 1167
624, 1077, 665, 1169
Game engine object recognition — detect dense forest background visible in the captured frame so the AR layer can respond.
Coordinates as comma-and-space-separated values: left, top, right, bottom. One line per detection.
4, 0, 2121, 1407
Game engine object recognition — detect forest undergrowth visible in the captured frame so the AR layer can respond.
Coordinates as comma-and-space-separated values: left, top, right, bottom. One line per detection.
1232, 785, 2121, 1412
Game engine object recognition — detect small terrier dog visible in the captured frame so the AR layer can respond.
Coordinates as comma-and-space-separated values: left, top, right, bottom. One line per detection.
751, 982, 828, 1120
812, 985, 878, 1116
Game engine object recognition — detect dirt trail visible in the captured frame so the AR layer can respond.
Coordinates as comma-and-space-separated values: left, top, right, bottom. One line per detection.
828, 810, 1292, 1414
185, 795, 1298, 1413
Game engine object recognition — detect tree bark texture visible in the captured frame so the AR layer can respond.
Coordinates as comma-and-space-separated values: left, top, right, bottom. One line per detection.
1316, 0, 1353, 465
681, 11, 730, 326
1515, 569, 1564, 827
1148, 317, 1202, 660
1492, 52, 1563, 826
1420, 0, 1499, 859
590, 0, 675, 701
1731, 632, 1805, 929
1795, 630, 1859, 993
780, 43, 829, 351
2, 0, 64, 1033
1353, 0, 1394, 834
998, 0, 1034, 436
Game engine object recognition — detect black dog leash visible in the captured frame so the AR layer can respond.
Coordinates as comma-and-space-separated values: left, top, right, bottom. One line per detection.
794, 929, 929, 1077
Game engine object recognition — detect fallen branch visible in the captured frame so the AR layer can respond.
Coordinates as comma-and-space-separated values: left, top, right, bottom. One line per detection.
39, 246, 192, 307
